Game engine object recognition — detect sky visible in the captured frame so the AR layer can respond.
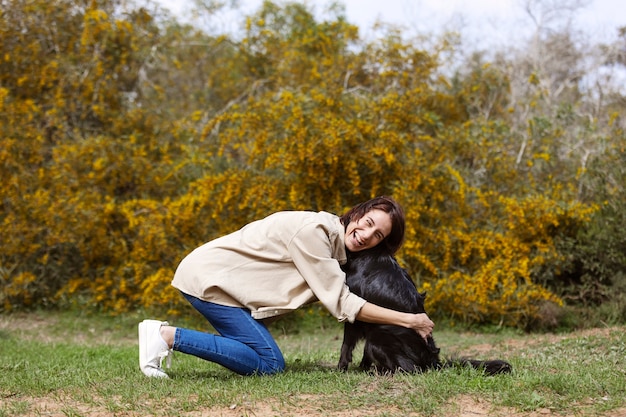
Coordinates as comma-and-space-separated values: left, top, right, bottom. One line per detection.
152, 0, 625, 47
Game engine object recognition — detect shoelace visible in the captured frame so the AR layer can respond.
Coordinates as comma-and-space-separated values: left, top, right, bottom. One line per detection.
156, 320, 172, 369
158, 348, 173, 369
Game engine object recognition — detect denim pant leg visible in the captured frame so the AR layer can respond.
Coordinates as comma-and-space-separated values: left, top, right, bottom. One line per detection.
173, 293, 285, 376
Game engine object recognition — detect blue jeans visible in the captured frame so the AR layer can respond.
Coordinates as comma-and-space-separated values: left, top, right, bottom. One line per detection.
173, 292, 285, 376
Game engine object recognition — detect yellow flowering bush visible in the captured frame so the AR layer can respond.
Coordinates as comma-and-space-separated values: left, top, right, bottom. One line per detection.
1, 0, 622, 327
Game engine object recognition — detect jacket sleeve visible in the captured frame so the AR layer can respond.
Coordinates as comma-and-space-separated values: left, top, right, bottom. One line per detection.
287, 222, 366, 323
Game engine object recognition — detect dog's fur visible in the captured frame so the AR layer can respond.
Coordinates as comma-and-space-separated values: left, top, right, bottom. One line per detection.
338, 249, 512, 376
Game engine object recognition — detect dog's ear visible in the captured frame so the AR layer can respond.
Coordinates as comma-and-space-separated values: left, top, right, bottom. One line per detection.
419, 291, 427, 299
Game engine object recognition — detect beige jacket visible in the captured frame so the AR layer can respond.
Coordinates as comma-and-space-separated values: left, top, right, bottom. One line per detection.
171, 211, 367, 322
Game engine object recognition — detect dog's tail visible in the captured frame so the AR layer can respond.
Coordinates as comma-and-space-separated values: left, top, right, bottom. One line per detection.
443, 358, 512, 375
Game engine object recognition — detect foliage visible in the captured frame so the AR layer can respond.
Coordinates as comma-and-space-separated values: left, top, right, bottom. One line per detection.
1, 0, 624, 327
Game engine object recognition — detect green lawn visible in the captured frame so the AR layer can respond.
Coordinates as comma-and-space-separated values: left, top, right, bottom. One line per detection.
1, 310, 624, 416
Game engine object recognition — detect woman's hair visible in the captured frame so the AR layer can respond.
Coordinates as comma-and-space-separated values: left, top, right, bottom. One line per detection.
340, 196, 406, 254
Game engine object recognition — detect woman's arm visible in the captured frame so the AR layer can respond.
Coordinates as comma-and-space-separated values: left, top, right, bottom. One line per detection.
356, 302, 435, 341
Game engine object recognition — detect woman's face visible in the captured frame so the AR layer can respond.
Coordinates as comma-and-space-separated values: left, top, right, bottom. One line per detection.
344, 209, 393, 252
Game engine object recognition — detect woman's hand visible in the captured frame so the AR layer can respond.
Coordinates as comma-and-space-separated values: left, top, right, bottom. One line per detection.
410, 313, 434, 341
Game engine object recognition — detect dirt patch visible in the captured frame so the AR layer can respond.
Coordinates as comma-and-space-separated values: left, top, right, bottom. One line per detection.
446, 327, 617, 357
442, 394, 532, 417
441, 395, 623, 417
3, 394, 411, 417
12, 394, 626, 417
0, 312, 136, 346
189, 395, 411, 417
0, 313, 56, 334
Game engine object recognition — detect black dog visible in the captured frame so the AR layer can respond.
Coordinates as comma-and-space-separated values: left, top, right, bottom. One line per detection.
338, 249, 512, 376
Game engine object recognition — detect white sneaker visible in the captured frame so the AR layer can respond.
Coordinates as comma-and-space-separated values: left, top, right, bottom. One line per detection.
138, 319, 172, 378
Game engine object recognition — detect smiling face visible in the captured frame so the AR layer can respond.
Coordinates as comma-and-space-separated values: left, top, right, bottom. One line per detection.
344, 208, 393, 252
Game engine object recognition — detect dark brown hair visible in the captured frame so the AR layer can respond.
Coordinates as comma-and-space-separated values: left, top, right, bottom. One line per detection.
340, 196, 406, 254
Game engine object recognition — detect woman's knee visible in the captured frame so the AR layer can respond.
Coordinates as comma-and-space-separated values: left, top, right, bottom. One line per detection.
260, 358, 285, 375
260, 347, 285, 375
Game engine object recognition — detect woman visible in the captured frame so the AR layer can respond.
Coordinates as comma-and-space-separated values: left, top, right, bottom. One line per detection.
139, 196, 434, 378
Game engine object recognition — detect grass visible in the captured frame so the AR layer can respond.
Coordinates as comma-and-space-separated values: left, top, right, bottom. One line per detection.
0, 310, 625, 416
